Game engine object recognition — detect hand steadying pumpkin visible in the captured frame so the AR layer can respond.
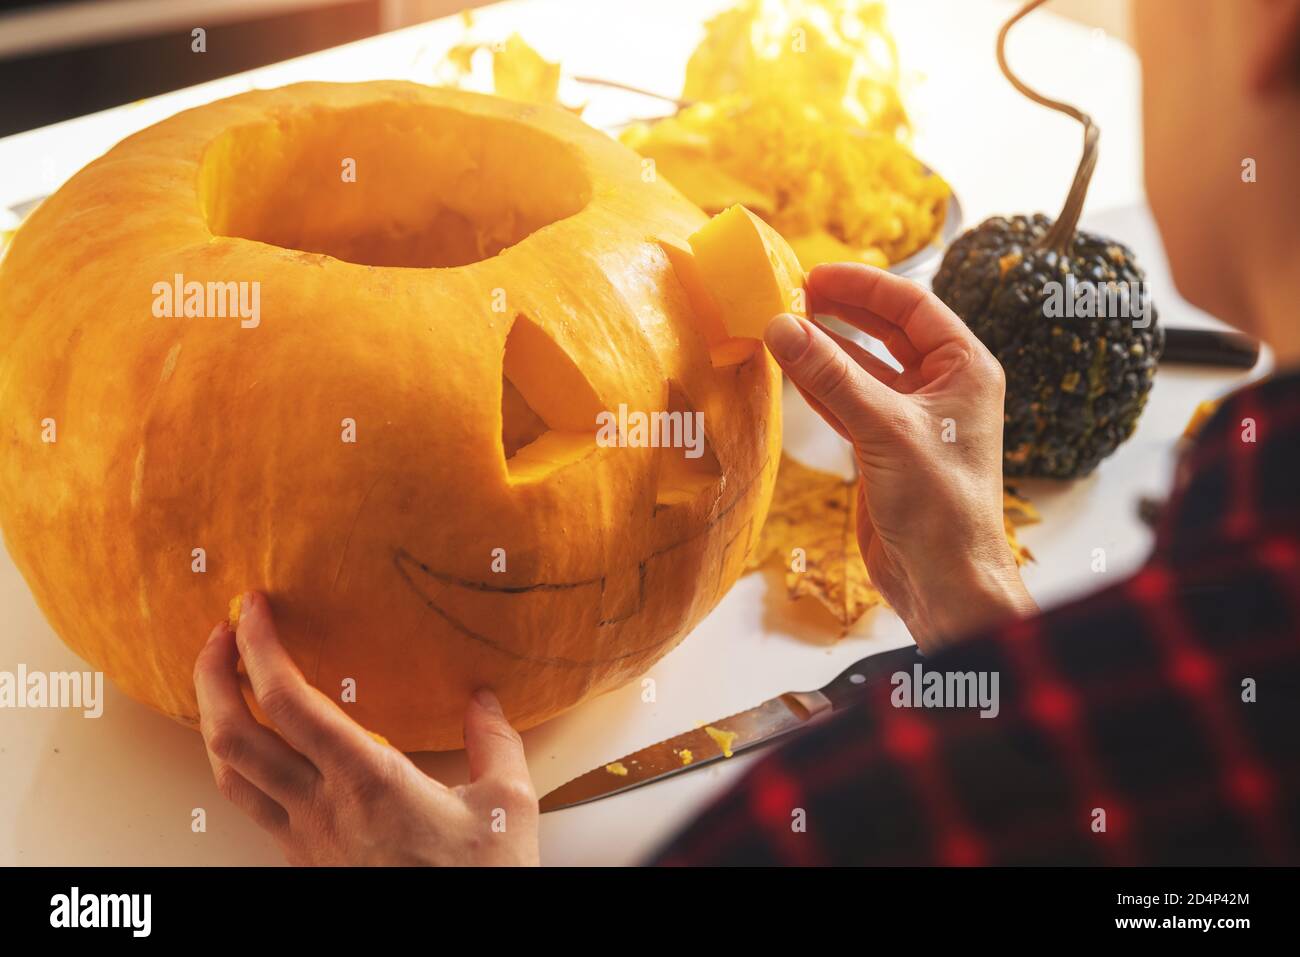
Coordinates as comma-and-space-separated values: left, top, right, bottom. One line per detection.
194, 592, 539, 866
764, 263, 1039, 653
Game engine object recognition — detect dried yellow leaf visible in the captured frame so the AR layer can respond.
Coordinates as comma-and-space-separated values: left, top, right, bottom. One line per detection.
438, 31, 576, 113
491, 33, 561, 106
749, 454, 1037, 631
747, 453, 881, 628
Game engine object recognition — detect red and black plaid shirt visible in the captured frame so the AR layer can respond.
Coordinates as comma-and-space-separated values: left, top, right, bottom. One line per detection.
656, 370, 1300, 865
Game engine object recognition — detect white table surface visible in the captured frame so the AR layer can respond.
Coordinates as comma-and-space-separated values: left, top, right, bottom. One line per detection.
0, 0, 1266, 866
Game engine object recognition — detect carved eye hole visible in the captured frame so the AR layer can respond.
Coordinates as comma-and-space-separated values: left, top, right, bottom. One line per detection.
499, 315, 603, 483
654, 382, 722, 508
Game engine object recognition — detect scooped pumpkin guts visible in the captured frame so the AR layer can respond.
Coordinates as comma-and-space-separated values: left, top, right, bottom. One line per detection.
0, 81, 783, 752
704, 725, 738, 758
688, 205, 807, 340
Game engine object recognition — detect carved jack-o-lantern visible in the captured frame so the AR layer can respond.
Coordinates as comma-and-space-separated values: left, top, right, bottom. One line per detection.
0, 82, 784, 750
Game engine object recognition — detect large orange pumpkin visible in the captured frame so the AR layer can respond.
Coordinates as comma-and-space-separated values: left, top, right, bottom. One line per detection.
0, 82, 785, 750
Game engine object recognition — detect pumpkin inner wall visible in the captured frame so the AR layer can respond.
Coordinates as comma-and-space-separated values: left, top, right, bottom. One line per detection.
198, 102, 593, 268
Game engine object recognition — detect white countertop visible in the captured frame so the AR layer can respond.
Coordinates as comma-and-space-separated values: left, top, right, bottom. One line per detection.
0, 0, 1264, 866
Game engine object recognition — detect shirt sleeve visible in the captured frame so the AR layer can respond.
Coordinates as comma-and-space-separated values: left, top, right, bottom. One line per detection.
651, 551, 1300, 866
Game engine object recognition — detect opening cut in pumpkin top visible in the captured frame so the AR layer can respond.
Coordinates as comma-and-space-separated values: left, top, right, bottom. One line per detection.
198, 102, 593, 268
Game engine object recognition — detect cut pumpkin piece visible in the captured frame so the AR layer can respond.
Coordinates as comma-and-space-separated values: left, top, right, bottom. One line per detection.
709, 338, 760, 368
788, 229, 889, 272
500, 315, 602, 482
502, 315, 603, 432
660, 238, 727, 344
688, 205, 806, 341
660, 240, 760, 366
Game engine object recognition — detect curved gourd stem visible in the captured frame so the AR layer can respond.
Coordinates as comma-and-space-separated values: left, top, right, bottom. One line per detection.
996, 0, 1100, 255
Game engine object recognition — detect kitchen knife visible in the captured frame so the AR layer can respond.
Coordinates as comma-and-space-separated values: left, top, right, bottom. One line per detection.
539, 642, 924, 813
827, 314, 1259, 371
1159, 326, 1259, 369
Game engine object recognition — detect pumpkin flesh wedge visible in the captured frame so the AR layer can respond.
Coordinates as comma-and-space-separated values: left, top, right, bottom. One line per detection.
688, 204, 807, 341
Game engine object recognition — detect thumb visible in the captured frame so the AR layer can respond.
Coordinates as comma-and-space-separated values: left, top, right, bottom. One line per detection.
464, 689, 532, 790
764, 313, 897, 441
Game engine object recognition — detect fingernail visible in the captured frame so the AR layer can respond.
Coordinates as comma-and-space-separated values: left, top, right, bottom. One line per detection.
239, 591, 255, 621
473, 688, 502, 713
765, 313, 809, 361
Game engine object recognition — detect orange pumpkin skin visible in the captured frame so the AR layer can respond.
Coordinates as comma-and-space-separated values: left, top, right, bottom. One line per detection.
0, 82, 781, 751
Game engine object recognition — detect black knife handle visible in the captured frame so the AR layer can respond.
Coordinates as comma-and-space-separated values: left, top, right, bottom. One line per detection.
1160, 327, 1259, 369
818, 644, 926, 711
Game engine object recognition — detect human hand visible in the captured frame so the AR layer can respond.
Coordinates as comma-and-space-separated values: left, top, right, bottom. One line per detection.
765, 263, 1037, 653
193, 591, 539, 866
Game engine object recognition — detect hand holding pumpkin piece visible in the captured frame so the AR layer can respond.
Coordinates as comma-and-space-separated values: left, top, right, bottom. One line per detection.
194, 592, 539, 866
764, 263, 1039, 653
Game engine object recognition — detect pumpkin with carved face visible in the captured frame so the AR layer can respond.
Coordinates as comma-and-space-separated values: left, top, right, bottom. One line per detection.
0, 82, 787, 751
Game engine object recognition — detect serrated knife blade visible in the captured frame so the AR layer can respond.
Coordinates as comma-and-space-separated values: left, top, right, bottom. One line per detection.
539, 642, 923, 813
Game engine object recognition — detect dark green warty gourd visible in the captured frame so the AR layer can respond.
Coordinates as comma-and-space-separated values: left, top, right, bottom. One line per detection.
929, 0, 1163, 478
933, 214, 1163, 477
